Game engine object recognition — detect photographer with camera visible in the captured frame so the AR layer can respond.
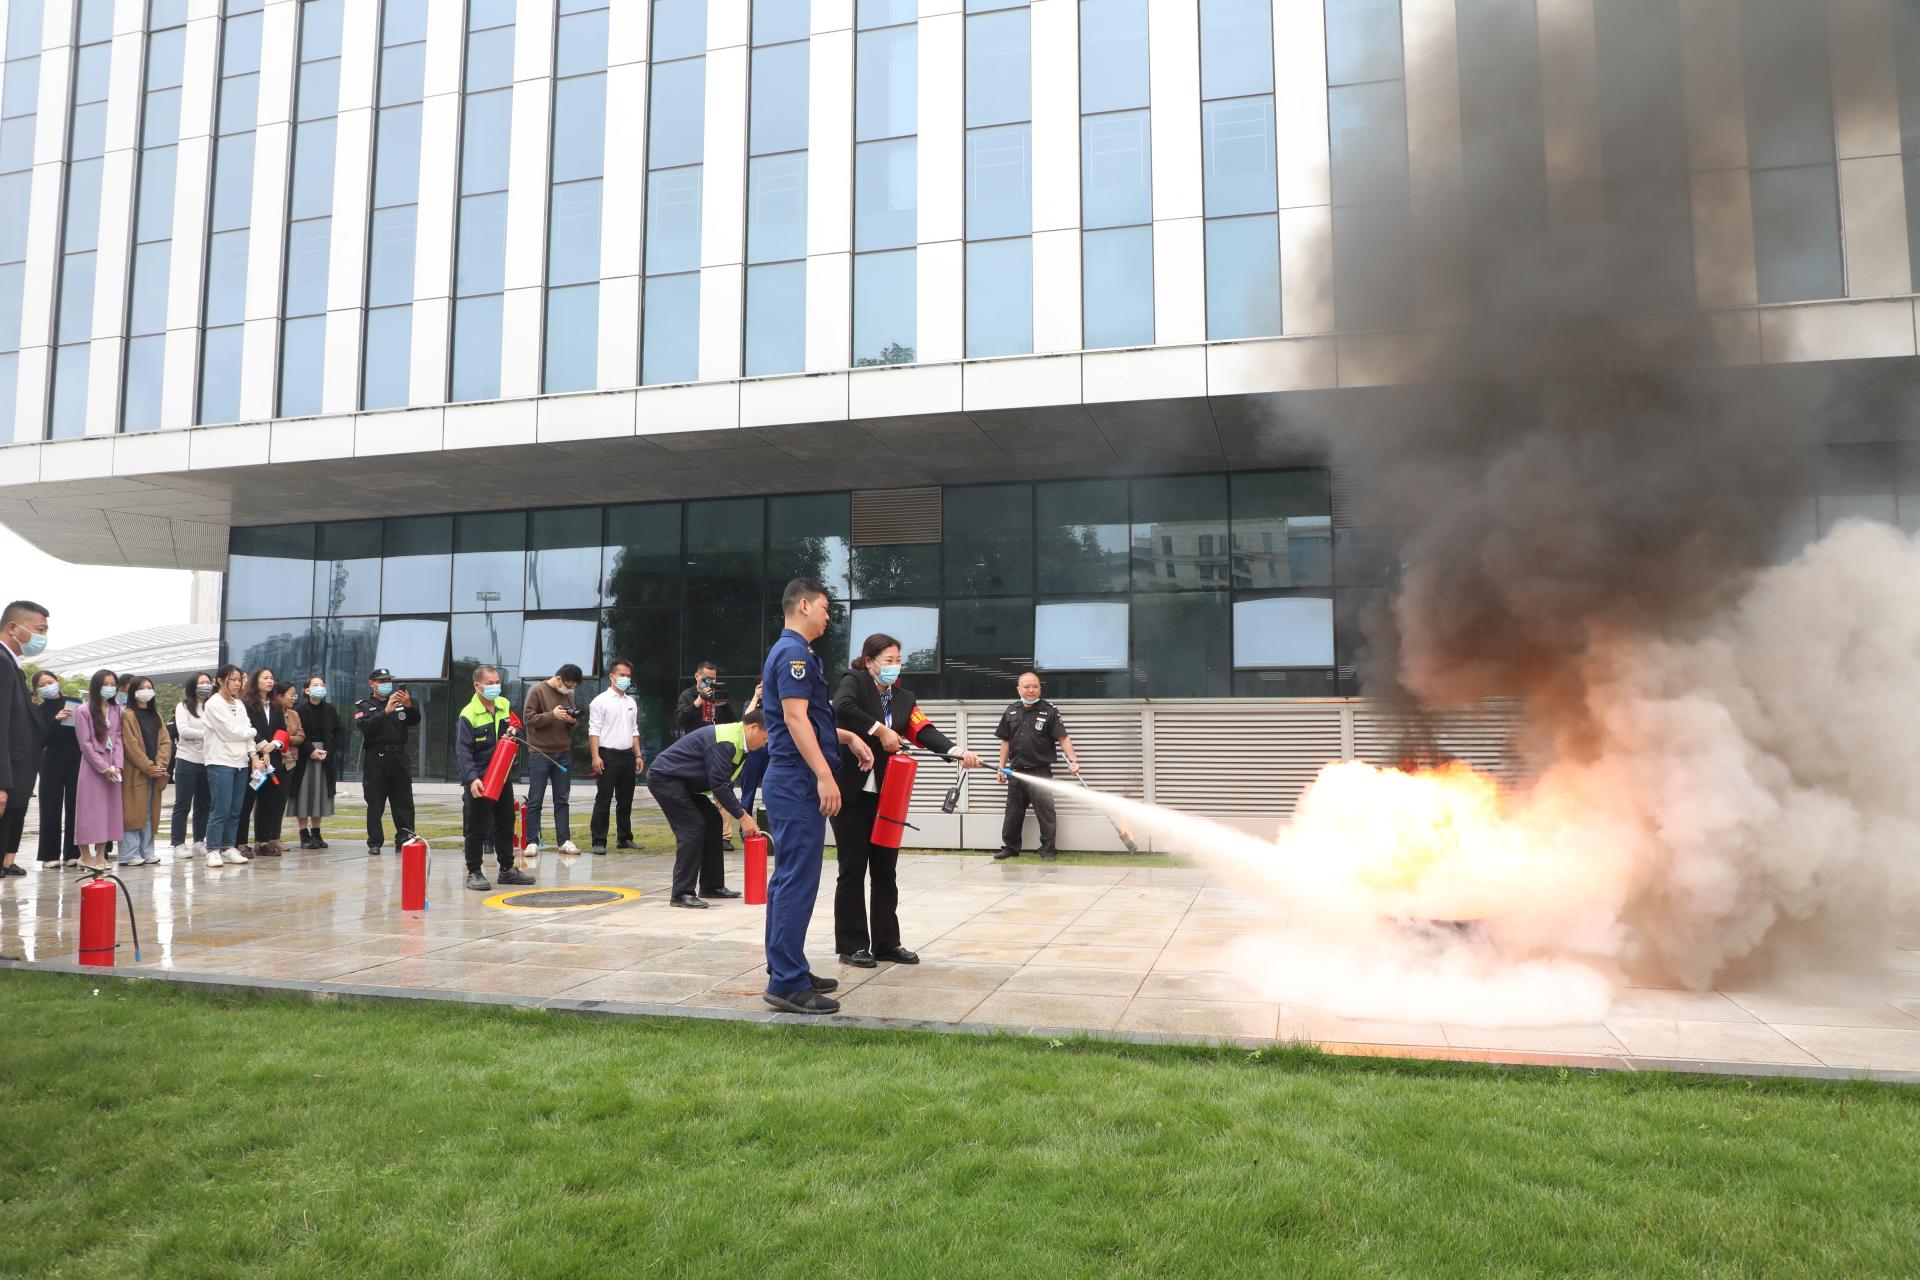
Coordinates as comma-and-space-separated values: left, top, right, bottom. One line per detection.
353, 667, 418, 856
673, 661, 735, 741
522, 662, 584, 857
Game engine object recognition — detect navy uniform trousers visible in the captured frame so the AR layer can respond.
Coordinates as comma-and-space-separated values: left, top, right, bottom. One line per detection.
762, 757, 826, 997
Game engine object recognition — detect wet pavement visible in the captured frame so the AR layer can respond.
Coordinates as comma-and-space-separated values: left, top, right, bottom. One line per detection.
4, 838, 1918, 1081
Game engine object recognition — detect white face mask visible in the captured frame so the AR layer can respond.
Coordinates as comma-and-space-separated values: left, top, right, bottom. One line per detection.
134, 689, 156, 705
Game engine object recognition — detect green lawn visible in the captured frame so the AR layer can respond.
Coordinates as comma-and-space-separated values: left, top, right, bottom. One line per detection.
2, 972, 1915, 1278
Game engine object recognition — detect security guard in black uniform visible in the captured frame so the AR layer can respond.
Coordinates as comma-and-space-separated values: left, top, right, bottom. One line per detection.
353, 667, 419, 856
994, 671, 1080, 862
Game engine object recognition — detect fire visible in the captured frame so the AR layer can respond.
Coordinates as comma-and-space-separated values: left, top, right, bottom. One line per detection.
1279, 760, 1559, 924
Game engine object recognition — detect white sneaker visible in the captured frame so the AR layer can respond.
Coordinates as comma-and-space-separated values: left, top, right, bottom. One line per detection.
225, 847, 250, 863
192, 841, 207, 855
558, 841, 581, 855
205, 849, 225, 867
524, 842, 541, 859
168, 844, 184, 860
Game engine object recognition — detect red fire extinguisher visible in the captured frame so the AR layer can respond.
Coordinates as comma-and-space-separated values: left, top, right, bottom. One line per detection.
870, 753, 920, 851
400, 834, 429, 911
478, 717, 522, 801
77, 869, 142, 967
514, 800, 530, 870
743, 832, 769, 904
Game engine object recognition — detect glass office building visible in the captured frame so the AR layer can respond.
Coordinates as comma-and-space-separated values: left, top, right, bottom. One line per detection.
2, 0, 1919, 779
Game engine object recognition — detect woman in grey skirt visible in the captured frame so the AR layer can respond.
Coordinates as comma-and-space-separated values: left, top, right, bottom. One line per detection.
289, 674, 342, 849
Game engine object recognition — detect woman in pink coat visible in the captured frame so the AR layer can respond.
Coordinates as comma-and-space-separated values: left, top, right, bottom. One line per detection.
71, 669, 125, 870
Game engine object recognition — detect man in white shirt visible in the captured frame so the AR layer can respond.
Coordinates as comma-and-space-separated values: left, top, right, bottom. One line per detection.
588, 658, 644, 854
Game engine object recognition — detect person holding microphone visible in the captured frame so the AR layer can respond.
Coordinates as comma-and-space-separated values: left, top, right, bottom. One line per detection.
831, 633, 981, 967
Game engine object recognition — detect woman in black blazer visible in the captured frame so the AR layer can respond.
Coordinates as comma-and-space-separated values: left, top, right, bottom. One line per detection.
831, 632, 982, 967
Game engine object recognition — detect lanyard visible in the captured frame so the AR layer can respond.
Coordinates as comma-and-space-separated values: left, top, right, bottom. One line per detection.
879, 690, 893, 730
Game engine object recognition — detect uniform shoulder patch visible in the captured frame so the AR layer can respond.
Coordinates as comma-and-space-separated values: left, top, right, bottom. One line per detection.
789, 659, 807, 679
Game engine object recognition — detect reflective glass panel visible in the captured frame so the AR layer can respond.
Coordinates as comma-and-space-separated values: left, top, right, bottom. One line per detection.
147, 29, 187, 89
941, 596, 1031, 695
548, 179, 602, 284
379, 40, 425, 105
852, 544, 938, 599
465, 25, 514, 91
745, 260, 805, 376
48, 344, 87, 437
1230, 470, 1333, 588
1199, 0, 1273, 99
1131, 473, 1228, 591
1202, 96, 1276, 216
522, 618, 598, 678
204, 228, 248, 325
451, 294, 504, 401
747, 152, 808, 263
1751, 165, 1843, 304
362, 305, 412, 410
0, 262, 17, 346
383, 0, 428, 45
945, 484, 1033, 595
141, 86, 180, 147
1082, 225, 1152, 349
279, 314, 325, 416
296, 56, 339, 120
210, 133, 254, 230
455, 191, 508, 294
136, 146, 176, 240
284, 216, 330, 314
68, 100, 106, 159
652, 0, 707, 62
855, 25, 916, 140
1328, 80, 1409, 207
644, 166, 703, 274
605, 503, 683, 608
642, 273, 699, 384
965, 237, 1032, 358
122, 334, 165, 432
1133, 591, 1230, 696
454, 511, 526, 611
227, 525, 316, 619
648, 58, 706, 169
1204, 213, 1279, 339
1324, 0, 1404, 85
1035, 601, 1128, 670
966, 122, 1031, 239
966, 9, 1029, 128
848, 605, 938, 671
300, 0, 344, 59
551, 73, 607, 181
312, 520, 381, 616
855, 136, 916, 250
1036, 478, 1129, 593
1081, 110, 1151, 228
373, 103, 421, 205
72, 42, 110, 100
218, 71, 259, 133
226, 619, 316, 676
528, 506, 603, 608
1233, 595, 1335, 667
750, 41, 809, 154
685, 497, 764, 604
1080, 0, 1149, 113
375, 618, 449, 679
62, 157, 102, 249
555, 8, 609, 76
460, 89, 512, 193
367, 204, 417, 306
857, 0, 916, 26
853, 249, 915, 365
55, 252, 94, 343
767, 492, 850, 600
754, 0, 811, 44
0, 117, 32, 171
199, 325, 243, 423
381, 514, 451, 612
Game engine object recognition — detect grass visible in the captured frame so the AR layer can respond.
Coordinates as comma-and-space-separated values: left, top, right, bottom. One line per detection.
2, 972, 1916, 1278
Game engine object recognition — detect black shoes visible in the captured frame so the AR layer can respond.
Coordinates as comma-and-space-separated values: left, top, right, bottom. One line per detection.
590, 845, 607, 854
465, 871, 491, 891
705, 885, 742, 899
1, 864, 23, 877
671, 893, 709, 909
764, 989, 840, 1015
840, 949, 877, 968
1041, 851, 1058, 863
809, 973, 839, 993
874, 946, 920, 965
992, 849, 1018, 860
497, 867, 535, 886
311, 830, 329, 849
616, 840, 639, 851
368, 845, 383, 857
298, 831, 317, 849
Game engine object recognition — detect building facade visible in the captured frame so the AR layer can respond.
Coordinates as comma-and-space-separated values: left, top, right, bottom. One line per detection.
3, 0, 1920, 783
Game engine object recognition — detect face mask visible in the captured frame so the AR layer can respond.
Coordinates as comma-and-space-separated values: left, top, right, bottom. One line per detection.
614, 676, 631, 693
376, 682, 394, 697
38, 684, 60, 701
481, 683, 502, 701
134, 689, 155, 705
196, 683, 213, 697
99, 685, 118, 701
1020, 694, 1039, 706
308, 686, 327, 701
875, 664, 901, 687
16, 629, 47, 658
561, 685, 577, 699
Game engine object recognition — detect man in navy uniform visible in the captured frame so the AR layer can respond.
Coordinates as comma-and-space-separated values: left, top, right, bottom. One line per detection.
759, 578, 872, 1014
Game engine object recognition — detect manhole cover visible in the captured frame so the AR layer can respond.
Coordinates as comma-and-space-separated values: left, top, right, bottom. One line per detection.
483, 886, 643, 911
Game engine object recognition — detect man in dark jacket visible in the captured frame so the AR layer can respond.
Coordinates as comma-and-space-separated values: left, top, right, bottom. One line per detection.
646, 711, 765, 908
994, 671, 1080, 862
454, 666, 535, 892
0, 600, 51, 878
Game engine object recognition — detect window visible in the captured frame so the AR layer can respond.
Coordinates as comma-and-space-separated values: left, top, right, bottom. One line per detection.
945, 484, 1033, 595
605, 503, 684, 608
745, 11, 810, 376
453, 511, 527, 612
313, 520, 382, 616
228, 525, 317, 619
382, 514, 452, 612
848, 605, 939, 671
49, 0, 113, 436
121, 5, 189, 431
1592, 0, 1693, 313
854, 10, 916, 365
1325, 0, 1412, 330
363, 1, 427, 408
1035, 602, 1129, 671
200, 1, 263, 424
1232, 596, 1335, 667
643, 1, 707, 384
1456, 0, 1548, 315
1131, 475, 1227, 591
1739, 0, 1842, 303
280, 0, 344, 418
451, 1, 515, 401
375, 619, 450, 680
522, 617, 599, 678
1199, 0, 1279, 338
964, 5, 1030, 356
545, 0, 608, 392
1036, 479, 1128, 593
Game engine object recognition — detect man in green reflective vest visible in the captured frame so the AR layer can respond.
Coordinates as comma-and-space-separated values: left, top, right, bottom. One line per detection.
454, 665, 536, 893
645, 709, 766, 909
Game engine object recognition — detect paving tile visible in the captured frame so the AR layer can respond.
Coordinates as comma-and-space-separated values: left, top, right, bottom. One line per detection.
1279, 1011, 1449, 1048
453, 965, 611, 998
1603, 1018, 1821, 1065
999, 964, 1146, 997
1441, 1024, 1628, 1055
1118, 998, 1281, 1040
567, 971, 721, 1003
866, 961, 1021, 991
1723, 992, 1920, 1031
680, 990, 788, 1013
1135, 970, 1264, 1002
1152, 943, 1239, 973
1053, 923, 1179, 948
431, 938, 649, 970
915, 940, 1042, 966
1029, 943, 1162, 971
1773, 1024, 1920, 1071
943, 920, 1065, 945
343, 957, 496, 990
831, 984, 989, 1022
1605, 988, 1759, 1023
963, 991, 1131, 1031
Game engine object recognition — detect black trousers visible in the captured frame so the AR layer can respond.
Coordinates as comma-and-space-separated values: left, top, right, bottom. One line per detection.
362, 748, 416, 848
36, 759, 76, 862
648, 776, 726, 898
464, 782, 516, 872
591, 747, 637, 846
830, 787, 900, 954
0, 784, 30, 859
999, 767, 1058, 854
253, 775, 289, 842
236, 782, 257, 846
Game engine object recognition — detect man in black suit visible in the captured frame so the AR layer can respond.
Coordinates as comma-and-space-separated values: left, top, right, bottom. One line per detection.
0, 600, 52, 878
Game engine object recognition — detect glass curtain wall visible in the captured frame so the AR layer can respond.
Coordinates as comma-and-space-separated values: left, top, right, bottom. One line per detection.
280, 0, 343, 417
1455, 0, 1546, 317
123, 1, 189, 432
1592, 0, 1693, 313
201, 0, 264, 425
1324, 0, 1411, 330
1078, 0, 1152, 349
1738, 0, 1843, 304
852, 0, 916, 365
451, 0, 515, 401
0, 0, 43, 438
745, 1, 809, 376
642, 0, 706, 385
1199, 0, 1279, 338
363, 1, 426, 409
963, 0, 1032, 358
47, 0, 112, 437
544, 0, 608, 392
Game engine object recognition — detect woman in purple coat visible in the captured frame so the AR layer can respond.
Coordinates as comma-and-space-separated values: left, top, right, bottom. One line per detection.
71, 669, 125, 871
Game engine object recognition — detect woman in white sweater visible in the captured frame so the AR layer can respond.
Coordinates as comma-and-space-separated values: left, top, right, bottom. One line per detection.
202, 664, 262, 867
168, 671, 214, 859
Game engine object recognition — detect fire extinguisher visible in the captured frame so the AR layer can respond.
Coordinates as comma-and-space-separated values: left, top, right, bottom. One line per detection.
514, 800, 530, 870
478, 717, 523, 801
77, 868, 142, 967
400, 832, 430, 911
743, 832, 769, 904
869, 753, 920, 851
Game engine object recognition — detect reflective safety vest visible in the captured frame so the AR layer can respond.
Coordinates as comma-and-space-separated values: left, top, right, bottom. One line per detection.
713, 721, 749, 784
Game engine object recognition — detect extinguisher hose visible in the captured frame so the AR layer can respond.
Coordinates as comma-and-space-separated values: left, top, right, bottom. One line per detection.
102, 871, 142, 962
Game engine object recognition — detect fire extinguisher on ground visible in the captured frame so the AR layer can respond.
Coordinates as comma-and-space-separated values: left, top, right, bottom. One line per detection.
743, 832, 769, 904
78, 867, 142, 967
400, 831, 430, 911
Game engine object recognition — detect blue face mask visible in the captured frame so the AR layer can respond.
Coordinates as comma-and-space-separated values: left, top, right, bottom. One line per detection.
614, 676, 631, 693
481, 683, 502, 701
18, 631, 47, 659
1020, 694, 1039, 706
37, 684, 60, 701
875, 664, 901, 687
375, 682, 394, 697
100, 685, 118, 702
308, 685, 327, 701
